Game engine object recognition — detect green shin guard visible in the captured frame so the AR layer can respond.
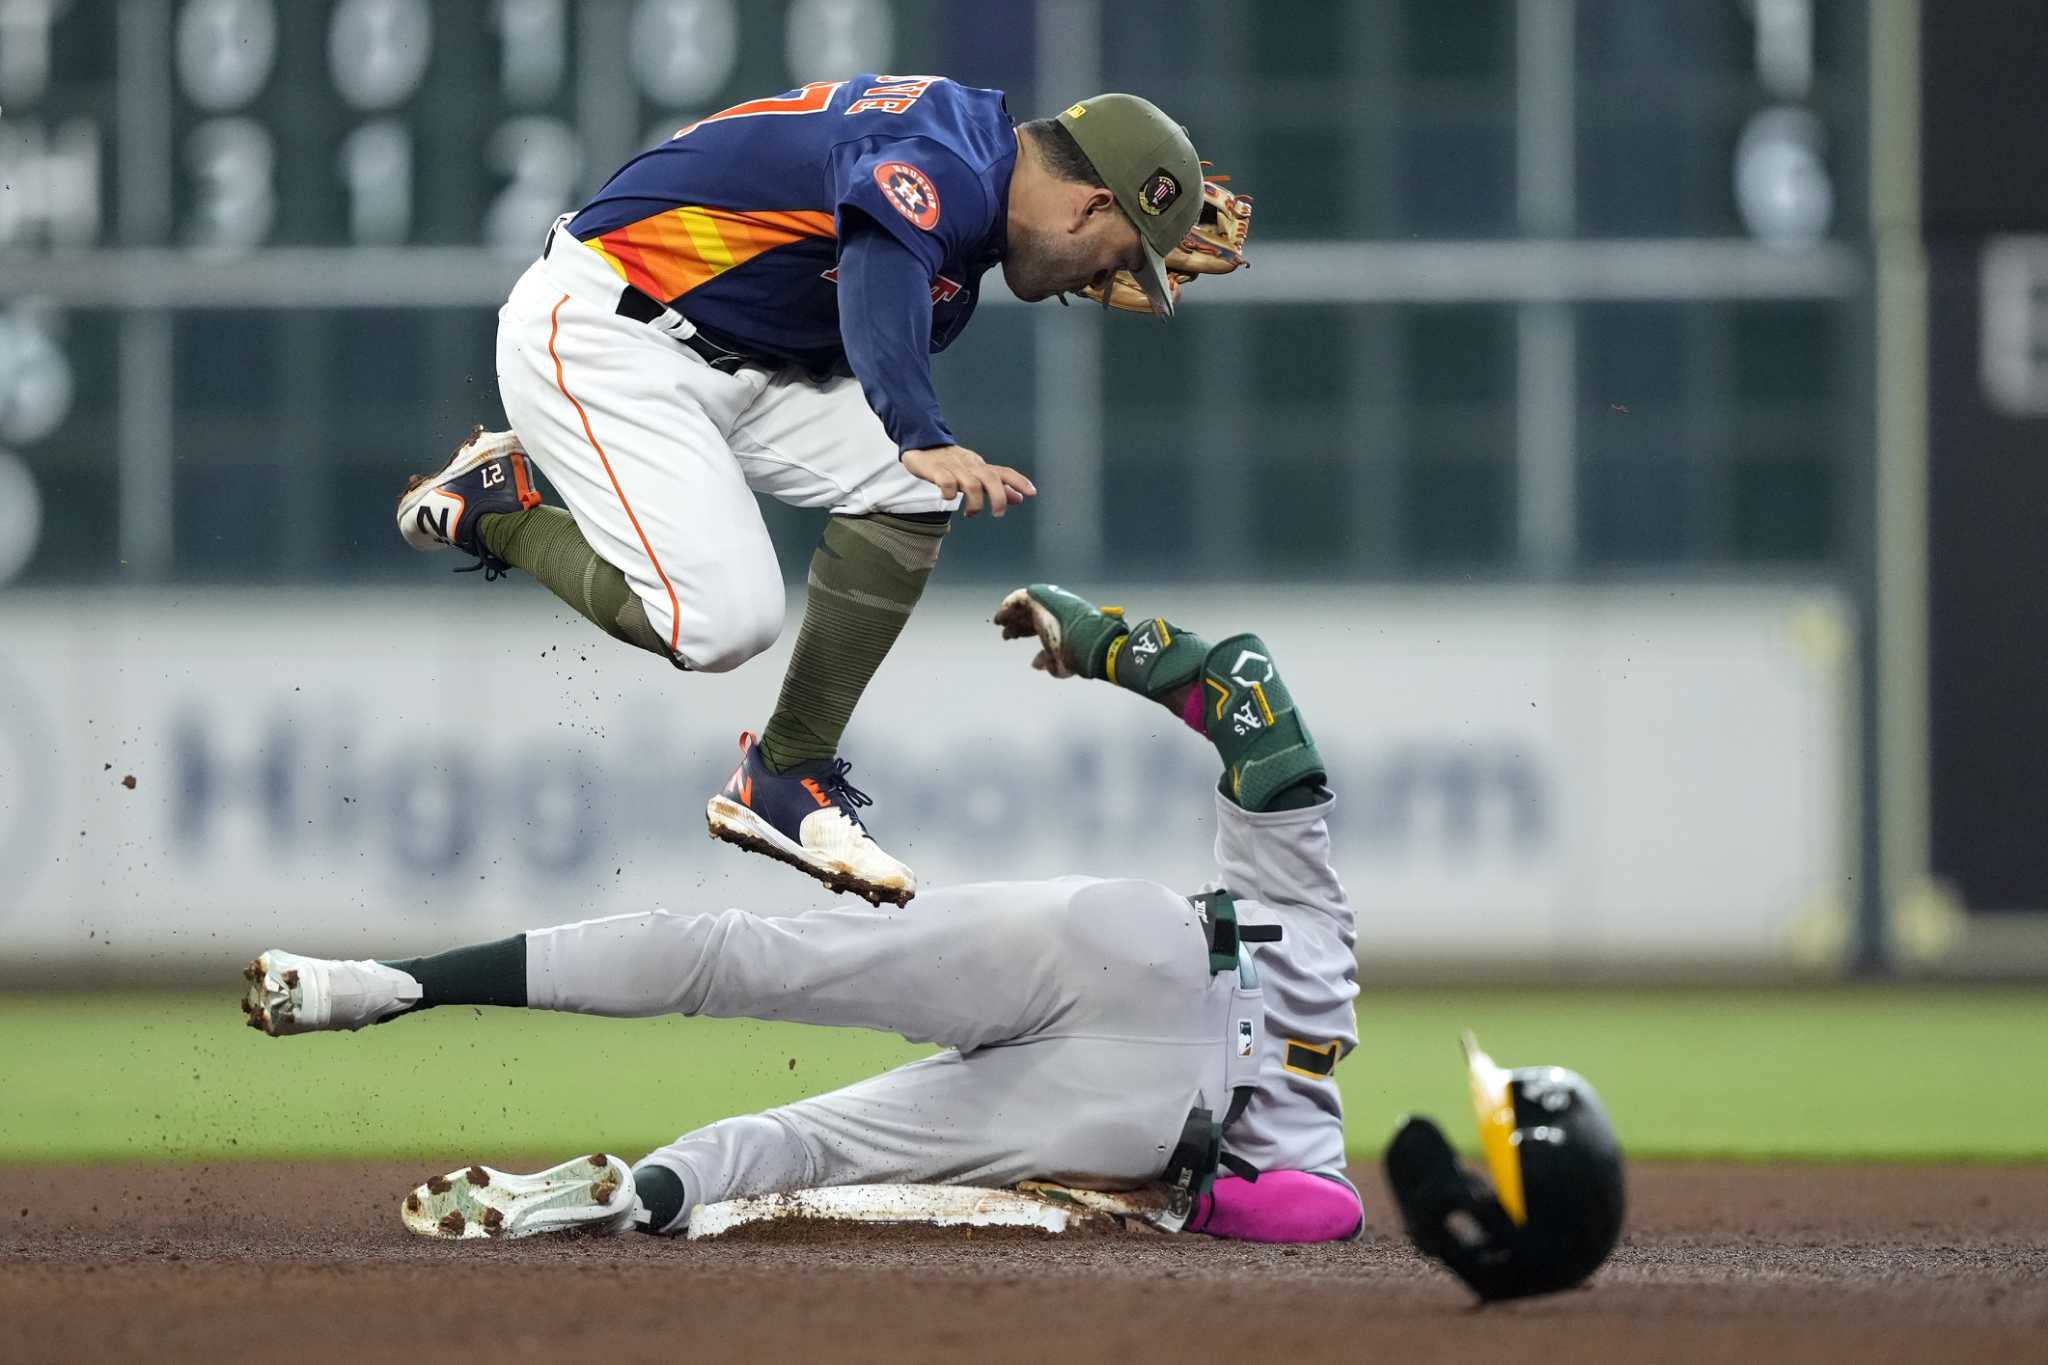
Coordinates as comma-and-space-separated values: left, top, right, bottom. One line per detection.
758, 512, 949, 772
478, 507, 672, 659
1195, 633, 1326, 812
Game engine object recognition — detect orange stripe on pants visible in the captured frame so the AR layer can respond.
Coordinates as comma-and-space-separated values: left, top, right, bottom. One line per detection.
545, 293, 683, 655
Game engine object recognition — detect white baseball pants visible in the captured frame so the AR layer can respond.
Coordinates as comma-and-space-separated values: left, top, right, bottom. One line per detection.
494, 219, 956, 672
524, 876, 1236, 1233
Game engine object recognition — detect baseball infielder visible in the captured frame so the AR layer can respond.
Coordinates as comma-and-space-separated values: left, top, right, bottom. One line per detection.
395, 76, 1247, 907
243, 585, 1361, 1244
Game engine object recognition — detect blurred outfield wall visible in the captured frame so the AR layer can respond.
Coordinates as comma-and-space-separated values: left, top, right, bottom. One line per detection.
18, 1, 1998, 974
0, 586, 1851, 982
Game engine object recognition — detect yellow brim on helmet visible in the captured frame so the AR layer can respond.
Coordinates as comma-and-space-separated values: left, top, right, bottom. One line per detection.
1462, 1031, 1529, 1225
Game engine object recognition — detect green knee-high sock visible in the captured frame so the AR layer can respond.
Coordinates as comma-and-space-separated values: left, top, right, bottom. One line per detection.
478, 507, 670, 658
758, 512, 949, 771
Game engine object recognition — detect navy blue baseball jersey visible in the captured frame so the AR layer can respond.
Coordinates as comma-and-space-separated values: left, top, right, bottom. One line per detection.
565, 76, 1019, 451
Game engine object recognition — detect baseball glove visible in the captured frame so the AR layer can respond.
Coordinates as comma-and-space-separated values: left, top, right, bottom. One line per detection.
1081, 172, 1252, 314
993, 583, 1126, 679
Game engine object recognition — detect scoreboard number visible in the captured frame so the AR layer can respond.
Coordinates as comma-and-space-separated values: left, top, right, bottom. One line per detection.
338, 118, 413, 244
484, 116, 579, 251
186, 117, 276, 250
328, 0, 432, 112
1735, 0, 1833, 248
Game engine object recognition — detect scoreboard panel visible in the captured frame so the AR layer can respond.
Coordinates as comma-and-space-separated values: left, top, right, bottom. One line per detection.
0, 0, 970, 584
0, 0, 1871, 594
2, 0, 950, 255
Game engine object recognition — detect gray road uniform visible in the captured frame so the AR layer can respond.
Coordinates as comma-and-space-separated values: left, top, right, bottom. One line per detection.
526, 789, 1358, 1232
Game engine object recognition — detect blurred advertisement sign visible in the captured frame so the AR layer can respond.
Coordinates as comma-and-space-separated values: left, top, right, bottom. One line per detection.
0, 588, 1849, 974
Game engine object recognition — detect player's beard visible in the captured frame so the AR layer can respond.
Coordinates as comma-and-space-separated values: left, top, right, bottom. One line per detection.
1002, 222, 1103, 302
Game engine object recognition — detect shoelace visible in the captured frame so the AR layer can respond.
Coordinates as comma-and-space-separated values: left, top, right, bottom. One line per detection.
453, 557, 509, 583
817, 758, 874, 813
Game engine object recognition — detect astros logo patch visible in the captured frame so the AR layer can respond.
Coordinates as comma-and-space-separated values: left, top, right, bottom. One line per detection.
875, 161, 941, 231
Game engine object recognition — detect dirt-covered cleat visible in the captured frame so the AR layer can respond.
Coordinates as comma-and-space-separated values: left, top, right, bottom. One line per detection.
395, 425, 544, 576
705, 731, 916, 906
240, 950, 422, 1037
401, 1153, 640, 1241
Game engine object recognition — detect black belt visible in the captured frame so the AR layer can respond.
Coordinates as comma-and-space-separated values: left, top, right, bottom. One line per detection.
1191, 890, 1283, 976
614, 285, 756, 374
543, 221, 761, 375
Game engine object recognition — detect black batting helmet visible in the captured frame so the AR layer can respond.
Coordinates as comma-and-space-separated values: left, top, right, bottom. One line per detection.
1382, 1033, 1626, 1303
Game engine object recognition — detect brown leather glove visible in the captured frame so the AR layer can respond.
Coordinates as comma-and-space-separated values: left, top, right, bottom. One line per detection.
1081, 174, 1252, 314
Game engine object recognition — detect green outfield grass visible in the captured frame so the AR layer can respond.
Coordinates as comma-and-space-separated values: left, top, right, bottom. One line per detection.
1, 987, 2042, 1164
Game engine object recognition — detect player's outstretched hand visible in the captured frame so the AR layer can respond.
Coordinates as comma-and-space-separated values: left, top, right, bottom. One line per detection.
993, 584, 1127, 679
902, 444, 1035, 518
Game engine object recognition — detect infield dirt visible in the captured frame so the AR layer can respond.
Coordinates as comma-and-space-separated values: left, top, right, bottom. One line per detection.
2, 1162, 2043, 1363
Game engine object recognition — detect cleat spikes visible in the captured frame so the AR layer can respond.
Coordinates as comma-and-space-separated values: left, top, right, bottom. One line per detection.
229, 949, 422, 1036
400, 1154, 634, 1241
704, 821, 914, 907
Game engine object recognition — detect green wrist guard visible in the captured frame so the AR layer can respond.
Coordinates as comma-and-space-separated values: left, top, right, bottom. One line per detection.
1105, 614, 1212, 705
1196, 633, 1326, 811
1006, 585, 1207, 704
1007, 583, 1131, 677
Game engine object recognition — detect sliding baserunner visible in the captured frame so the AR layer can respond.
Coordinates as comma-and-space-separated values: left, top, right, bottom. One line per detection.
241, 584, 1359, 1244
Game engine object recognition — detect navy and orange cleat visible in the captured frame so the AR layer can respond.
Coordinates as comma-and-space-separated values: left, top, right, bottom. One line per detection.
705, 732, 917, 906
396, 425, 544, 577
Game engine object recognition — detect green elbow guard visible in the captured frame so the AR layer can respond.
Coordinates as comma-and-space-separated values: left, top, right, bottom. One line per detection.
1196, 633, 1326, 812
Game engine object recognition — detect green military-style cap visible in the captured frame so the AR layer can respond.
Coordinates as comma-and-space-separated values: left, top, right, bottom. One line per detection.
1056, 93, 1202, 319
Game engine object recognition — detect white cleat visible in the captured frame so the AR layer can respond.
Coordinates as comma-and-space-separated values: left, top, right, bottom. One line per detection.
705, 797, 919, 907
705, 731, 917, 906
401, 1153, 640, 1241
241, 949, 422, 1036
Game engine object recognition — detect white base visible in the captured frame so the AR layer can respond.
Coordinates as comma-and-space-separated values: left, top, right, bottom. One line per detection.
685, 1183, 1178, 1240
